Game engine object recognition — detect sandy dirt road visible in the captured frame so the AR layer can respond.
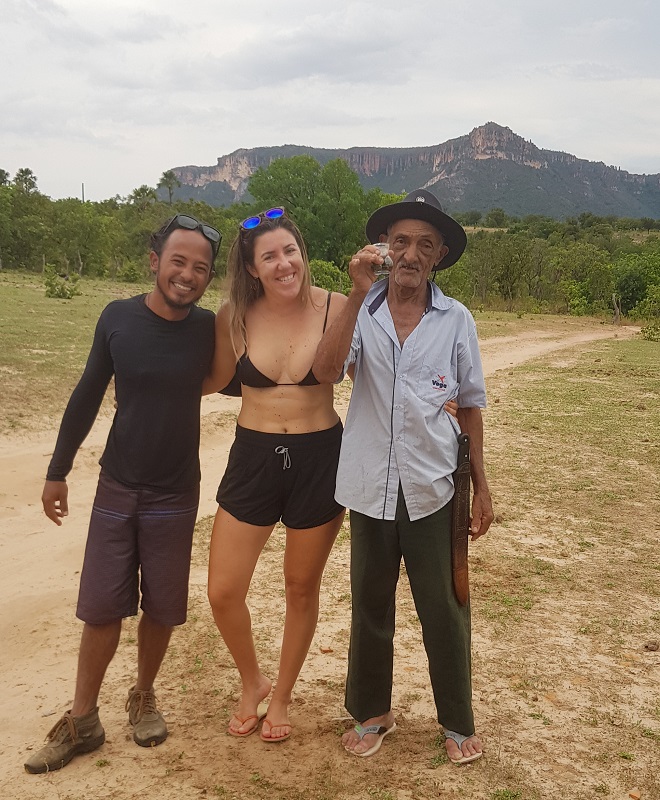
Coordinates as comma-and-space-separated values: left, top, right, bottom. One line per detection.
0, 321, 641, 798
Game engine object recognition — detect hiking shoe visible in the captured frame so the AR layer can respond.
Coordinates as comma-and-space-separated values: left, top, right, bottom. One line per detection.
126, 687, 167, 747
24, 707, 105, 774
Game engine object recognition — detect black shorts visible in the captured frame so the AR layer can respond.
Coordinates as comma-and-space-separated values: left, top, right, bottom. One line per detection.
216, 422, 345, 529
76, 471, 199, 627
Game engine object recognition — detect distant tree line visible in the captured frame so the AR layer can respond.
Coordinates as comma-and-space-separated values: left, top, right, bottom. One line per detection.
1, 160, 659, 323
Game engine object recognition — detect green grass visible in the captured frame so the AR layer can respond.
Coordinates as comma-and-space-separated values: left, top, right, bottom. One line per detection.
0, 271, 617, 433
0, 271, 224, 433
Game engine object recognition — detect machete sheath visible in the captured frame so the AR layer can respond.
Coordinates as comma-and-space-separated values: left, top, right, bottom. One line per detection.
451, 433, 471, 606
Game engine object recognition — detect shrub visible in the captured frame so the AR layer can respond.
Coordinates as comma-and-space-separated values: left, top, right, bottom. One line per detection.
641, 321, 660, 341
117, 260, 146, 283
44, 265, 81, 299
310, 259, 346, 293
629, 284, 660, 320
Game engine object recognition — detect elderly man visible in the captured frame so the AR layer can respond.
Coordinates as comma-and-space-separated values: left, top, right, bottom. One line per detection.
25, 214, 220, 774
313, 189, 493, 763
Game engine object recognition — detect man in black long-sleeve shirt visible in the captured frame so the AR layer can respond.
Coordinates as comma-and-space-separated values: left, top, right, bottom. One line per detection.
25, 214, 220, 774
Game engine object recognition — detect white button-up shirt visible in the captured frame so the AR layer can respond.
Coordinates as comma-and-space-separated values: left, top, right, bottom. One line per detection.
335, 281, 486, 521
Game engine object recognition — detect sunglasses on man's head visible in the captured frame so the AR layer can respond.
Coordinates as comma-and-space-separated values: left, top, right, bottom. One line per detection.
240, 207, 285, 231
163, 214, 222, 256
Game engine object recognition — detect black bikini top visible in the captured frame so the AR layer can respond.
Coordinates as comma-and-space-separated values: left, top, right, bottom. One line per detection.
233, 292, 332, 389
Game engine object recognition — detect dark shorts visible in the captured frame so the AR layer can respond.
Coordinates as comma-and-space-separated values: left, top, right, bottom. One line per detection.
76, 471, 200, 627
216, 421, 345, 529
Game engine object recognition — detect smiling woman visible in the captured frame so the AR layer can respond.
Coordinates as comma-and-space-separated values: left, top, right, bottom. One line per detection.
202, 208, 349, 743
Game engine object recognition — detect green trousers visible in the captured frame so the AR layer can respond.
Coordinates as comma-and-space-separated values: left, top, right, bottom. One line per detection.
345, 488, 475, 735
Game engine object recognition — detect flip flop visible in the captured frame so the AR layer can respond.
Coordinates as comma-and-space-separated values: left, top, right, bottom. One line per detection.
346, 722, 397, 757
259, 718, 292, 743
443, 729, 483, 765
227, 703, 268, 737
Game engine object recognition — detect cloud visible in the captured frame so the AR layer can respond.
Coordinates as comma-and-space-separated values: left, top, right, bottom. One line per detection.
2, 0, 660, 200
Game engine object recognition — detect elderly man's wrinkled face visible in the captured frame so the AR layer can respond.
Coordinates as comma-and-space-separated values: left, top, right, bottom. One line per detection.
385, 219, 448, 291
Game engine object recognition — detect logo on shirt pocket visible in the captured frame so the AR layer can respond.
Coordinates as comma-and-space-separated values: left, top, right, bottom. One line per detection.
431, 374, 448, 391
417, 362, 455, 407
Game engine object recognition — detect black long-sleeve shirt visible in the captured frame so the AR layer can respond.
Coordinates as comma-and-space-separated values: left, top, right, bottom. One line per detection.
47, 294, 215, 492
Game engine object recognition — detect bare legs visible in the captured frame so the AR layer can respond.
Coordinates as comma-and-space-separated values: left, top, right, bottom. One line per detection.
71, 622, 122, 716
207, 509, 275, 733
70, 612, 172, 716
208, 507, 344, 736
135, 614, 173, 692
262, 516, 342, 739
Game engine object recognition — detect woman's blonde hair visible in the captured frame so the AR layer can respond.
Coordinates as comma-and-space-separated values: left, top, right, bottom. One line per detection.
226, 213, 312, 356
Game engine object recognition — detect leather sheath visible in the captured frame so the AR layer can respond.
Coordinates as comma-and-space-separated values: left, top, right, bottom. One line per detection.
451, 433, 471, 606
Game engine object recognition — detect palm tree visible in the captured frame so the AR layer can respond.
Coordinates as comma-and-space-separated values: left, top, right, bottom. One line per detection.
158, 170, 181, 205
13, 167, 38, 194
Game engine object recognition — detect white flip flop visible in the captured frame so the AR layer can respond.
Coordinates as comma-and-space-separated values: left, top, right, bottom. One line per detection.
346, 722, 397, 757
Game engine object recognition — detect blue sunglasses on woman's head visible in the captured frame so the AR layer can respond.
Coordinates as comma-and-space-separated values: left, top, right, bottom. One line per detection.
240, 207, 285, 230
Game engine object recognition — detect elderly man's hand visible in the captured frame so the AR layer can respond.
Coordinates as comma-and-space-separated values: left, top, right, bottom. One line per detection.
348, 245, 390, 294
469, 488, 493, 540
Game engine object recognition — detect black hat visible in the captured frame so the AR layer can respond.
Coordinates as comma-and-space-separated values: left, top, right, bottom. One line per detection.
365, 189, 467, 270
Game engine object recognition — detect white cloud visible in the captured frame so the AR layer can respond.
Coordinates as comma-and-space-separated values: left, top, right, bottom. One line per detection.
1, 0, 659, 200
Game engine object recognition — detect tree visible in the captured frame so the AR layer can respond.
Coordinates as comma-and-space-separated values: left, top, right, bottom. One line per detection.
483, 207, 508, 228
249, 155, 322, 214
463, 232, 497, 303
50, 199, 111, 276
0, 185, 11, 267
524, 238, 551, 302
488, 233, 532, 311
0, 169, 9, 186
463, 210, 482, 227
312, 159, 366, 265
248, 156, 323, 254
128, 184, 157, 211
613, 252, 660, 313
13, 167, 38, 195
550, 242, 613, 313
8, 186, 52, 269
158, 170, 181, 205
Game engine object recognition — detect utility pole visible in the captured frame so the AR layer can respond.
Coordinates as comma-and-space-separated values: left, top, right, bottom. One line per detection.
81, 182, 85, 202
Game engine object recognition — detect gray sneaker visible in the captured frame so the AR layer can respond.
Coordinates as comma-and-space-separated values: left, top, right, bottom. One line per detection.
24, 707, 105, 774
126, 687, 167, 747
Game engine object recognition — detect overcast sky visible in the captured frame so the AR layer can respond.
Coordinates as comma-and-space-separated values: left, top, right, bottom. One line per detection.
3, 0, 659, 201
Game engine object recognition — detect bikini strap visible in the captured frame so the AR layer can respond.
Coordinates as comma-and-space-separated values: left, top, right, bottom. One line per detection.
322, 291, 332, 333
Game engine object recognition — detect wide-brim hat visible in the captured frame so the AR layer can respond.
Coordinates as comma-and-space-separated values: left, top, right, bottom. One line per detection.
365, 188, 467, 270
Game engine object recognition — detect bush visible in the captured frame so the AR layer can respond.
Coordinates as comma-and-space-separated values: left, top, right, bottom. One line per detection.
44, 265, 81, 299
560, 279, 591, 315
117, 260, 146, 283
641, 321, 660, 341
629, 284, 660, 320
310, 259, 346, 293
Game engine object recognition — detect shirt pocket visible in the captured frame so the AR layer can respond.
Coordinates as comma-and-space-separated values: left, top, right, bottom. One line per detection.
416, 359, 457, 409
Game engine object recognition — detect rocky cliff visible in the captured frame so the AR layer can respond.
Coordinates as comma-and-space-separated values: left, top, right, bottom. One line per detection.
167, 122, 660, 218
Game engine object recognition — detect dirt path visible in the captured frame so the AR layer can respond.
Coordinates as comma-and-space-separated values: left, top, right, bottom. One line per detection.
0, 321, 641, 798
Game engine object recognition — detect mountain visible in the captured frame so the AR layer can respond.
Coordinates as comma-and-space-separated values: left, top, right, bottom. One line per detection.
166, 122, 660, 219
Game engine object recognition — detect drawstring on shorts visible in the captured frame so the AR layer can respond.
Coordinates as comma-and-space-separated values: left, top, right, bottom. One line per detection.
275, 446, 291, 470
